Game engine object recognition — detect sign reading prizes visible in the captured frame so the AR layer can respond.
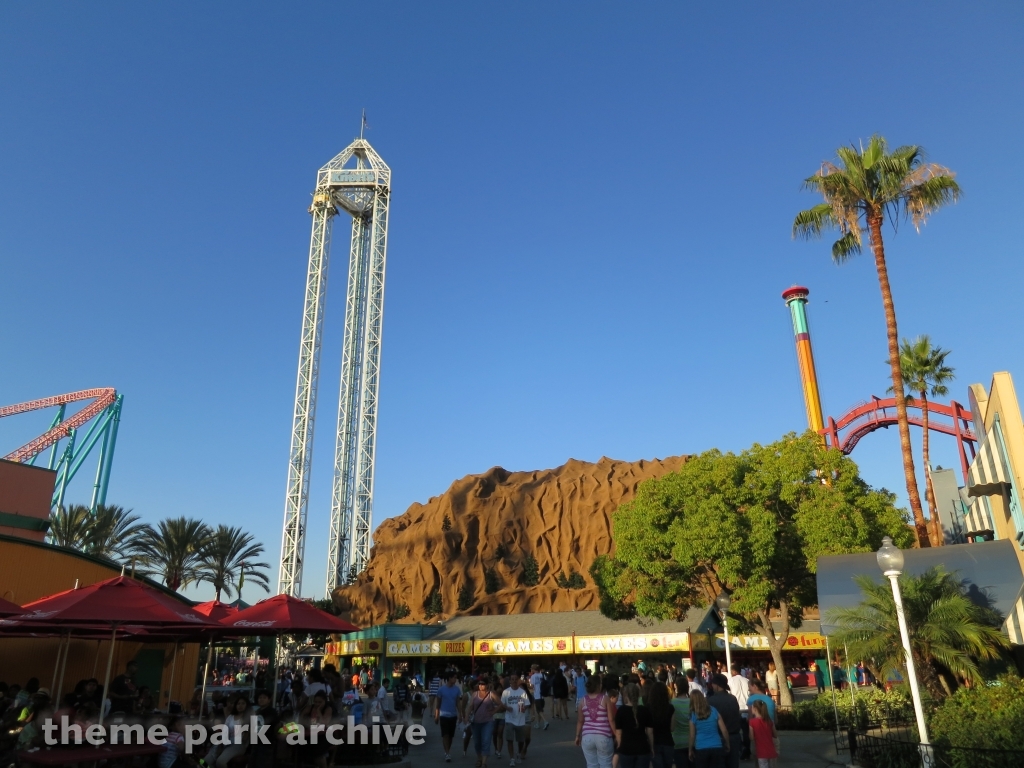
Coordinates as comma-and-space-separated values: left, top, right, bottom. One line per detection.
387, 640, 470, 657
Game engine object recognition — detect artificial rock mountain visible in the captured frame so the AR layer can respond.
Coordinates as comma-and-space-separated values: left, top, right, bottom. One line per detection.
332, 455, 687, 625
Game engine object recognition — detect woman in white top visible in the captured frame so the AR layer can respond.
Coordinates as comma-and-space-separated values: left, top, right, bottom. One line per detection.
206, 694, 251, 768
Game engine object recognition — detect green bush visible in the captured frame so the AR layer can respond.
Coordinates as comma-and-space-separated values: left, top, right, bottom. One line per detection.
458, 583, 474, 611
930, 674, 1024, 750
484, 568, 500, 594
521, 556, 539, 586
780, 687, 914, 730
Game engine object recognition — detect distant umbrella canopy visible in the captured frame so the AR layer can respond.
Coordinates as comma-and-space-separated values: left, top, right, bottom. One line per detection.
225, 594, 359, 634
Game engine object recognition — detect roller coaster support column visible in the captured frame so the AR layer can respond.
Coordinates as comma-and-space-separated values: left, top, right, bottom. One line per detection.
96, 395, 122, 508
783, 286, 824, 434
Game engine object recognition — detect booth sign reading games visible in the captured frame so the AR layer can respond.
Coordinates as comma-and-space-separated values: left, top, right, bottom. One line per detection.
384, 633, 697, 658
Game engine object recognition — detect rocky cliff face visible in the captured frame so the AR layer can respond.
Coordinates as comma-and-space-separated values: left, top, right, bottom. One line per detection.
333, 455, 687, 625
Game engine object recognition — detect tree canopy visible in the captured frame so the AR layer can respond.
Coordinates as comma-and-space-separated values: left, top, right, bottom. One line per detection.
592, 432, 913, 704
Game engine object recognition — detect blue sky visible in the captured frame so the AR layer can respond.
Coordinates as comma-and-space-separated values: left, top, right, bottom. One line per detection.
1, 2, 1021, 601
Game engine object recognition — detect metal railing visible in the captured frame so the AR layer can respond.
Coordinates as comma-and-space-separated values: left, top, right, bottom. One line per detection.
846, 731, 1024, 768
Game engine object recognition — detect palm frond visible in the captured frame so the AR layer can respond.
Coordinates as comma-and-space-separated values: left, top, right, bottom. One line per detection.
831, 231, 861, 262
792, 204, 835, 239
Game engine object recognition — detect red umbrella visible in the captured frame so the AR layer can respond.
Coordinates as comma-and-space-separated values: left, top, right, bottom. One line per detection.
193, 600, 239, 623
13, 577, 222, 725
225, 594, 360, 633
0, 596, 22, 618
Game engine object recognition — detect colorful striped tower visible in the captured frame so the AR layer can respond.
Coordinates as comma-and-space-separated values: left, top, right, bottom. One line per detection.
782, 286, 824, 433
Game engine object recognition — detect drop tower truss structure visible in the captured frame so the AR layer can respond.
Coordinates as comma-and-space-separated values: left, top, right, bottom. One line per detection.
279, 139, 391, 598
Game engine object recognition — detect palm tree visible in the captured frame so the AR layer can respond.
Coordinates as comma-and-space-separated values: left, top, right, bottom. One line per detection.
48, 505, 92, 550
826, 568, 1009, 698
197, 525, 270, 601
793, 136, 960, 547
85, 505, 151, 562
137, 517, 211, 591
894, 336, 954, 547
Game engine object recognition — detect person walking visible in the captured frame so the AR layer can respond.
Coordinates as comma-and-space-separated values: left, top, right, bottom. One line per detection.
575, 674, 616, 768
670, 677, 691, 768
491, 680, 506, 758
811, 662, 825, 694
644, 682, 676, 768
429, 671, 442, 715
726, 664, 750, 760
467, 676, 502, 768
614, 683, 652, 768
552, 667, 570, 720
707, 675, 742, 768
501, 674, 530, 767
688, 690, 729, 768
529, 665, 548, 729
574, 668, 588, 714
748, 700, 778, 768
435, 671, 463, 763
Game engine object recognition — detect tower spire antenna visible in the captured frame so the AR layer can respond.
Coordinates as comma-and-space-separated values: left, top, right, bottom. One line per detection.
360, 109, 367, 139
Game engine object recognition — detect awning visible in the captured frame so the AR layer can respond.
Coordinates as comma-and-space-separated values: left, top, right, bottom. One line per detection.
964, 496, 995, 537
967, 427, 1011, 497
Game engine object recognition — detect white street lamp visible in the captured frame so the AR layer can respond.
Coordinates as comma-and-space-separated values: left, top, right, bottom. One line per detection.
716, 590, 733, 674
877, 537, 930, 754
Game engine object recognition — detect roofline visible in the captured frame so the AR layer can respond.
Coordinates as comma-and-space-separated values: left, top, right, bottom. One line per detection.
0, 532, 194, 605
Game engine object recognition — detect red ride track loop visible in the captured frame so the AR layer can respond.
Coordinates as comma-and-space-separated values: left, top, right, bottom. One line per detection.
820, 395, 977, 480
0, 388, 117, 463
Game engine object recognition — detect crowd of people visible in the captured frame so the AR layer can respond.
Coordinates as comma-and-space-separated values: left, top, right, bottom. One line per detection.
1, 657, 796, 768
427, 660, 778, 768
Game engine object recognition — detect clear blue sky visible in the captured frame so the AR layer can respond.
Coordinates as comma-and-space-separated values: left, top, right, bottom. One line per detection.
1, 2, 1021, 601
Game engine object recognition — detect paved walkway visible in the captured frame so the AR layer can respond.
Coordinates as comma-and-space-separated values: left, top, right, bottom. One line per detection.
403, 710, 850, 768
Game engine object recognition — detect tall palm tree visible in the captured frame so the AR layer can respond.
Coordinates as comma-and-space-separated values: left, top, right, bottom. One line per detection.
137, 517, 211, 591
794, 136, 960, 547
197, 525, 270, 601
85, 505, 151, 562
826, 568, 1009, 698
48, 504, 92, 550
895, 336, 954, 547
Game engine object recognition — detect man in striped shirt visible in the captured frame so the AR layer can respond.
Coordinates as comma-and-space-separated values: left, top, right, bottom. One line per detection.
428, 671, 443, 716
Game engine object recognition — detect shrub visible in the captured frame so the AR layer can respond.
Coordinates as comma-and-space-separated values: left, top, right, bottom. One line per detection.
458, 583, 474, 611
930, 674, 1024, 749
484, 568, 500, 594
387, 603, 410, 622
424, 589, 443, 619
556, 568, 586, 589
495, 543, 508, 559
441, 515, 452, 532
779, 687, 913, 731
521, 556, 539, 587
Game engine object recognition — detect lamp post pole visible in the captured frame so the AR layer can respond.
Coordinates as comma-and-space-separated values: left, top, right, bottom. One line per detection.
716, 591, 733, 673
877, 537, 931, 762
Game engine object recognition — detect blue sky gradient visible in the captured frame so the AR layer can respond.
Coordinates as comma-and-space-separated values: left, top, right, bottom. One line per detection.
1, 2, 1021, 600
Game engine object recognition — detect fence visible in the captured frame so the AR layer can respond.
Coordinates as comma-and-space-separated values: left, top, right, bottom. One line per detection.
852, 732, 1024, 768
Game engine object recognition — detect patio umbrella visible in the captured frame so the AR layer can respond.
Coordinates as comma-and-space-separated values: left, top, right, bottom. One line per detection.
225, 595, 359, 705
14, 576, 221, 725
0, 596, 23, 618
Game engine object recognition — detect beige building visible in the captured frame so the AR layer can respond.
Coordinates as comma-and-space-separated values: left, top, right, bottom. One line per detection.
963, 372, 1024, 641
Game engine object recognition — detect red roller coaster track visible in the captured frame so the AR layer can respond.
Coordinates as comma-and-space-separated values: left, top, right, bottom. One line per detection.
0, 388, 117, 463
821, 396, 977, 480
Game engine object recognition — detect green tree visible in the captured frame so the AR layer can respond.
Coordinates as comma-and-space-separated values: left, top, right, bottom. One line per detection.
48, 505, 92, 550
521, 556, 540, 587
893, 336, 954, 547
826, 567, 1009, 698
458, 582, 474, 611
591, 432, 913, 706
794, 136, 961, 547
197, 525, 270, 601
566, 569, 586, 589
85, 505, 150, 562
424, 589, 443, 619
441, 515, 452, 532
137, 517, 212, 592
484, 568, 500, 594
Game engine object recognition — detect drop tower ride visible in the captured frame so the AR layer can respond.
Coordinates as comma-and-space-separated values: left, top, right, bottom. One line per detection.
782, 285, 824, 434
279, 139, 391, 597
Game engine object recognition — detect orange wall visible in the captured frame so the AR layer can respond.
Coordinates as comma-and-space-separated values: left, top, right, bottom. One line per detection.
0, 536, 201, 708
0, 460, 57, 543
